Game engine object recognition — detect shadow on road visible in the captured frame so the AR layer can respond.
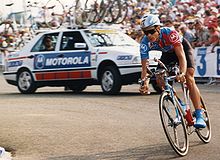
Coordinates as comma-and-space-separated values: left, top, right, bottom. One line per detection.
0, 91, 160, 98
47, 144, 178, 160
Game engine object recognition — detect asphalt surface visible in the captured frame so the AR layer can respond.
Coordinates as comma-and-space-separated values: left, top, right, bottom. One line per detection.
0, 72, 220, 160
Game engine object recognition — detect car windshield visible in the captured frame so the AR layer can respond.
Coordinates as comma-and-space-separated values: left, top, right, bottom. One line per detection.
84, 30, 138, 47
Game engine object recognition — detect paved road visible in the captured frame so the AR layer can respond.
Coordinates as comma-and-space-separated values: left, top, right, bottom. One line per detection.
0, 73, 220, 160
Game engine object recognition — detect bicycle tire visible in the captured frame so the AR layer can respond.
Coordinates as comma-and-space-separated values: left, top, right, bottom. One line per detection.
103, 0, 121, 24
44, 0, 64, 29
80, 0, 99, 25
0, 20, 15, 34
67, 0, 83, 27
74, 0, 81, 9
91, 0, 106, 24
114, 1, 128, 24
195, 96, 211, 143
159, 92, 189, 156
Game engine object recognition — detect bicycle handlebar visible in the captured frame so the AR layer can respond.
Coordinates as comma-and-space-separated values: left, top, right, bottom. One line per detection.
139, 58, 180, 85
153, 58, 168, 71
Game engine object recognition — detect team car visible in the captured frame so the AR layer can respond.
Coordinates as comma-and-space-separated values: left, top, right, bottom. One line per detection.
3, 28, 160, 94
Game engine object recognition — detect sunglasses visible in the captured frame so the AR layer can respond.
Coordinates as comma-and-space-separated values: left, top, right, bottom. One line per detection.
142, 28, 157, 35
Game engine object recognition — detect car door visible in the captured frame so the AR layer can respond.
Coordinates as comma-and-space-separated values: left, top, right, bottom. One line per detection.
31, 32, 60, 81
57, 31, 92, 80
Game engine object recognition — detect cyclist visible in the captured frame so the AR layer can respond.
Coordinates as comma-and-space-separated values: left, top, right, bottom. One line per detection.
139, 14, 206, 128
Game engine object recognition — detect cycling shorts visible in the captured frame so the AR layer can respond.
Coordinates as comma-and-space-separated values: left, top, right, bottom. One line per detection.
159, 38, 195, 69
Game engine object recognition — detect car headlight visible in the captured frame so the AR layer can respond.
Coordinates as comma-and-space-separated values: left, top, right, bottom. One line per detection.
132, 56, 141, 64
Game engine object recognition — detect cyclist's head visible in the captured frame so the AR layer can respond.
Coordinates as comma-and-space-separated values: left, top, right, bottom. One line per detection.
140, 14, 162, 29
141, 14, 162, 42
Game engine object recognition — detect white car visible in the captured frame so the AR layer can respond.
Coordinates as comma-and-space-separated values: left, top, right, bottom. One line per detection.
3, 28, 159, 94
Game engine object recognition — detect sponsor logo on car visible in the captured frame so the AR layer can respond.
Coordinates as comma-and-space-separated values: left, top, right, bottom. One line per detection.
34, 52, 91, 69
117, 55, 133, 60
8, 60, 23, 67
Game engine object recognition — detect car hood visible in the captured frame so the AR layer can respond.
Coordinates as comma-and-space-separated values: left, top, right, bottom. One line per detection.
95, 45, 140, 56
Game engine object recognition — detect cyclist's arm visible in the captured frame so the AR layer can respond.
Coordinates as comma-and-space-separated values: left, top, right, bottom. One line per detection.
141, 58, 149, 79
174, 45, 187, 75
140, 37, 151, 80
140, 58, 150, 94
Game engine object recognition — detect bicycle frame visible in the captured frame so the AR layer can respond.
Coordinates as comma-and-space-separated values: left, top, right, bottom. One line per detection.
163, 73, 194, 127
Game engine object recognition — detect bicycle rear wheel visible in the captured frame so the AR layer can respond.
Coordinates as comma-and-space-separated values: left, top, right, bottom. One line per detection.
159, 92, 189, 156
196, 96, 211, 143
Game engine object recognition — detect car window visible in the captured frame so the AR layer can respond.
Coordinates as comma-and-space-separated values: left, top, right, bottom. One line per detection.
84, 30, 138, 47
31, 33, 59, 52
60, 31, 87, 51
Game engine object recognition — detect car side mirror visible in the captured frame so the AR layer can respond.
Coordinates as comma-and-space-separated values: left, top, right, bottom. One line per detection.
74, 43, 87, 49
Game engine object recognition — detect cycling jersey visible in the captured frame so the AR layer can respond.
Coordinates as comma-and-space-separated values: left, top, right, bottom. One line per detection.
140, 27, 183, 60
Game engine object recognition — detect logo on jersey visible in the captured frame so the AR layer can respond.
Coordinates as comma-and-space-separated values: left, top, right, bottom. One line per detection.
140, 44, 148, 52
169, 32, 180, 44
35, 54, 45, 69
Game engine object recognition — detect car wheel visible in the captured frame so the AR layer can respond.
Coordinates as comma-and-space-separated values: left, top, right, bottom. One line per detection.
101, 66, 121, 95
67, 85, 87, 93
17, 70, 37, 94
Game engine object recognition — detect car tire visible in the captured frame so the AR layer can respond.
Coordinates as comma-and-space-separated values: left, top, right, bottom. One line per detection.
17, 70, 37, 94
100, 66, 121, 95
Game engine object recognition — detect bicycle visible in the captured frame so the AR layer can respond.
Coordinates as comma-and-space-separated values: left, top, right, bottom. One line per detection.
81, 0, 123, 25
140, 58, 211, 156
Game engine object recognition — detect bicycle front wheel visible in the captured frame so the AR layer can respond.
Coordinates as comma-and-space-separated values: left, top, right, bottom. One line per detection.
196, 96, 211, 143
159, 92, 189, 156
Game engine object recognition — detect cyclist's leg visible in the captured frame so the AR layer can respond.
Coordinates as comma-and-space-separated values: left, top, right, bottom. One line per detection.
183, 38, 206, 128
159, 51, 178, 65
185, 68, 205, 128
